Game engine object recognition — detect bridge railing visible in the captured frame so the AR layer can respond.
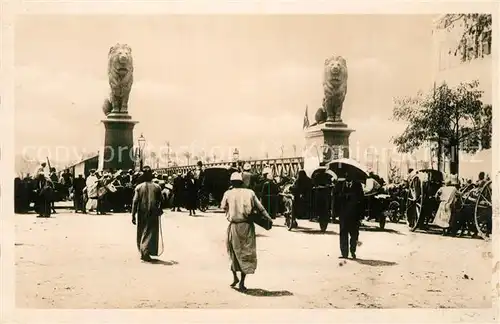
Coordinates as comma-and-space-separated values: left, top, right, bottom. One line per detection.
154, 157, 305, 177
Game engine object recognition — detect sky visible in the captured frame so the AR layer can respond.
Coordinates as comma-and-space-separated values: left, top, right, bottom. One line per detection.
15, 14, 437, 166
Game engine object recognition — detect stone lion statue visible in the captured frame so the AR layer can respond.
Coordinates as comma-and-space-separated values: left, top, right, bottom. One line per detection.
102, 43, 134, 116
314, 55, 348, 124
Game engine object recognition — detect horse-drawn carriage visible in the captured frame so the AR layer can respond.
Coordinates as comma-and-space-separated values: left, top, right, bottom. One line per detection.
290, 158, 389, 232
198, 166, 238, 212
405, 169, 444, 231
362, 178, 395, 230
405, 169, 492, 239
460, 179, 493, 239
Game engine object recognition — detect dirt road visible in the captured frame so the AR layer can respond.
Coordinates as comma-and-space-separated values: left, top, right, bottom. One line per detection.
15, 209, 492, 309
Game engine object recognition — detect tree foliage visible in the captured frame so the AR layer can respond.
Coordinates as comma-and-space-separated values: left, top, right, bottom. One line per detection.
436, 14, 492, 62
387, 163, 400, 184
392, 80, 491, 159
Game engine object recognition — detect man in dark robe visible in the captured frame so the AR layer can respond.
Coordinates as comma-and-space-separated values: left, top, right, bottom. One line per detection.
72, 174, 86, 213
291, 170, 313, 223
34, 173, 54, 218
49, 168, 58, 213
334, 172, 364, 259
185, 171, 198, 216
171, 173, 184, 212
14, 177, 24, 213
132, 166, 163, 262
260, 173, 280, 219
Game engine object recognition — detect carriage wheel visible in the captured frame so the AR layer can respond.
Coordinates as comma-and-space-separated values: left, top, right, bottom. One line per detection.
199, 203, 208, 212
198, 192, 209, 212
474, 181, 492, 239
406, 176, 423, 231
388, 202, 400, 223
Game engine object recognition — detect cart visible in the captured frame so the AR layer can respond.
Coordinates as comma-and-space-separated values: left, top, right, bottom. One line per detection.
405, 169, 444, 231
461, 180, 493, 239
198, 166, 238, 212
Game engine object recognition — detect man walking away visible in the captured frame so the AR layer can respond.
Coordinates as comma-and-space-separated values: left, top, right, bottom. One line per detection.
335, 171, 364, 259
132, 166, 164, 262
221, 172, 272, 291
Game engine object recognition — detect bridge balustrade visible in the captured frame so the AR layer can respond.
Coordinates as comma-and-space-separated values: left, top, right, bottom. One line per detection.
154, 157, 304, 177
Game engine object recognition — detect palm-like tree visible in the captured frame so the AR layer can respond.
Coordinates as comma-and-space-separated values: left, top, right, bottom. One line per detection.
183, 151, 192, 166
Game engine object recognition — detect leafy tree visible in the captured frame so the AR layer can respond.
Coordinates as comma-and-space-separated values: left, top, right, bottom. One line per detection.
436, 14, 492, 62
392, 80, 491, 176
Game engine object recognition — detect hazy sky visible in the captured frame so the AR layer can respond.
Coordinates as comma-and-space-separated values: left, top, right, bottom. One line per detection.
15, 14, 436, 162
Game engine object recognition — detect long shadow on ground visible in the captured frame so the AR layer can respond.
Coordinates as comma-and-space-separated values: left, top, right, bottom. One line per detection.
293, 226, 338, 235
359, 225, 405, 235
235, 288, 294, 297
146, 259, 179, 266
352, 258, 397, 266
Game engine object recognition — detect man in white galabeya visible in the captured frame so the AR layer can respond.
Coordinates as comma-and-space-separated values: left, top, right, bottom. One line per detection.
221, 172, 272, 291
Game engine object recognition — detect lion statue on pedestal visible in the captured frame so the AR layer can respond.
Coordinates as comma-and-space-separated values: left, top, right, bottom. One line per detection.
102, 43, 134, 116
314, 55, 348, 124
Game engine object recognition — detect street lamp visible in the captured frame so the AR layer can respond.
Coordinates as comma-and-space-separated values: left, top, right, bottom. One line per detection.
138, 133, 146, 170
233, 148, 239, 161
232, 148, 240, 169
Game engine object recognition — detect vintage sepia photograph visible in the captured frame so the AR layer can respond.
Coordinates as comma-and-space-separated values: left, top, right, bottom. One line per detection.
11, 12, 494, 311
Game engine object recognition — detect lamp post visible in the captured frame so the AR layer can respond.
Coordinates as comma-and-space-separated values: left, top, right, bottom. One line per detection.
138, 133, 146, 170
233, 148, 240, 169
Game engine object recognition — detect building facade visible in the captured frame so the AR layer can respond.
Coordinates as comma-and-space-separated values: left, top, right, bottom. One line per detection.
431, 14, 492, 178
432, 14, 492, 103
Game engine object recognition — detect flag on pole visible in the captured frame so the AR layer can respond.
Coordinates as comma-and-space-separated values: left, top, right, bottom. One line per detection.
303, 105, 310, 129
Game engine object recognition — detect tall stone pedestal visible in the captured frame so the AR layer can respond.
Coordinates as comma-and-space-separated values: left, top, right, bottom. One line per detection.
101, 112, 138, 171
304, 122, 354, 165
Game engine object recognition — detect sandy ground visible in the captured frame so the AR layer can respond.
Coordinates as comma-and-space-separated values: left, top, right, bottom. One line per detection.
15, 208, 493, 309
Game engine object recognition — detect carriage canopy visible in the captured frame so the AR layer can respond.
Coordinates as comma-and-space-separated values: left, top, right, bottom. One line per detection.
327, 158, 369, 183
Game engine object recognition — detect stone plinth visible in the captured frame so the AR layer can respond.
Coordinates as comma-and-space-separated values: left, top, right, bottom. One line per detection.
101, 112, 138, 171
304, 122, 354, 165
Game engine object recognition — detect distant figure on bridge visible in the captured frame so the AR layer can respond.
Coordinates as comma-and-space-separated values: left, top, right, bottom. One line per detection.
221, 172, 272, 291
132, 166, 164, 262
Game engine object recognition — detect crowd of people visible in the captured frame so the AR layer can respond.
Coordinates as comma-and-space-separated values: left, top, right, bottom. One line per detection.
14, 160, 491, 290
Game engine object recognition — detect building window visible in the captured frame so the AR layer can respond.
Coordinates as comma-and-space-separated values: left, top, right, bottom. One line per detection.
481, 30, 492, 56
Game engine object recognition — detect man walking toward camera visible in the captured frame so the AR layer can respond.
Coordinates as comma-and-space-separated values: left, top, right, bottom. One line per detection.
335, 171, 364, 259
